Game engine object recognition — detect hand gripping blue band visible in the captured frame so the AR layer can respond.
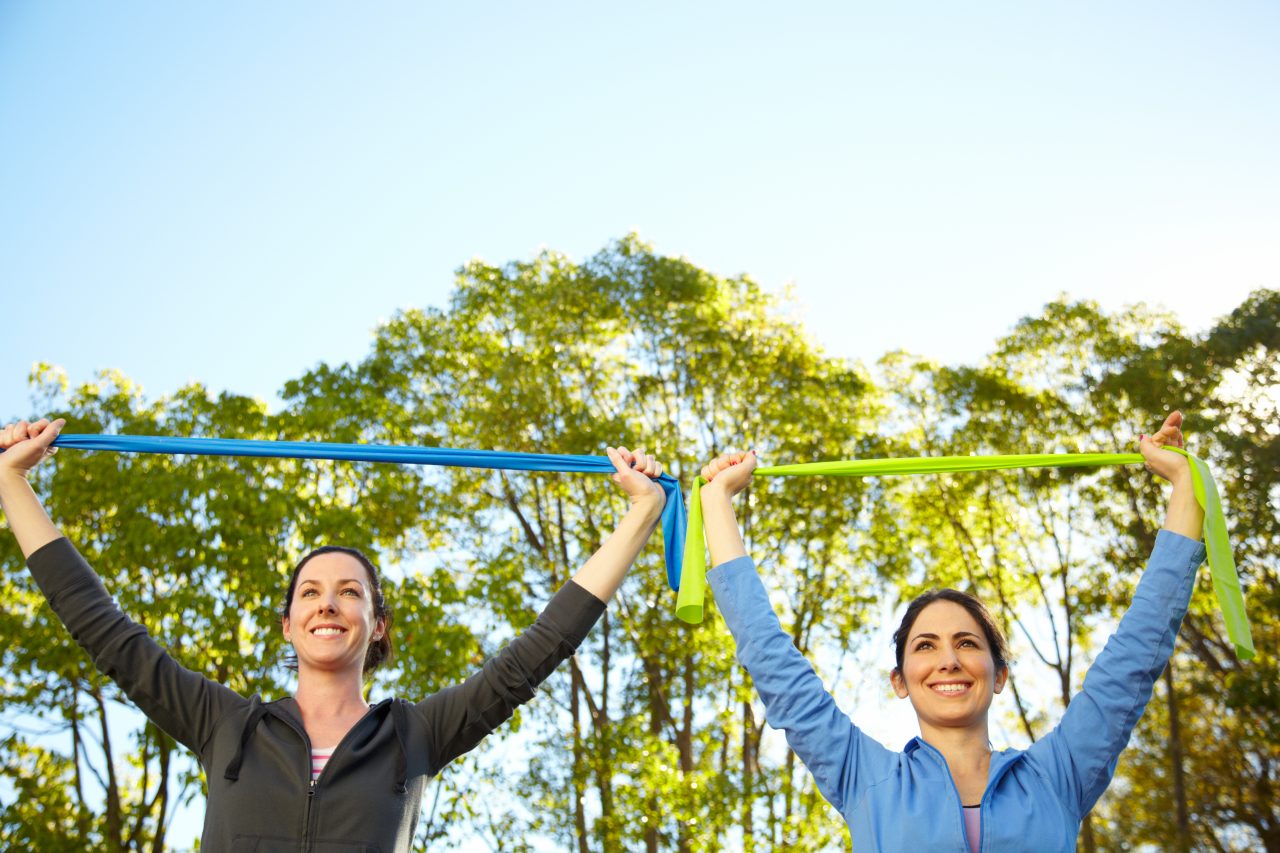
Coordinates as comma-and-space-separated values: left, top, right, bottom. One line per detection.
49, 434, 688, 592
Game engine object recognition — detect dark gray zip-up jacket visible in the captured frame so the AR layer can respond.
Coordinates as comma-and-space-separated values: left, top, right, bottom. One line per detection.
28, 537, 606, 852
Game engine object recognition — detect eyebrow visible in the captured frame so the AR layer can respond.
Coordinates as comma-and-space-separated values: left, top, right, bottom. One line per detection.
298, 578, 365, 587
909, 631, 981, 643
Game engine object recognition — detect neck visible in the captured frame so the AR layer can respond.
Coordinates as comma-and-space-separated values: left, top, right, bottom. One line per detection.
918, 720, 993, 770
294, 667, 369, 718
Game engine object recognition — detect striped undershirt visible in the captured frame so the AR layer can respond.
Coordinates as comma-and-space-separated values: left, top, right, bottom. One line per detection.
311, 746, 335, 781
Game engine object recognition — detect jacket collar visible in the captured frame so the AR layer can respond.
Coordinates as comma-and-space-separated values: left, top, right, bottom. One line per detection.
903, 736, 1026, 781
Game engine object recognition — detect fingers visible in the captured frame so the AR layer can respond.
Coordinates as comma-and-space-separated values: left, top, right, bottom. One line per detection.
34, 418, 65, 451
608, 446, 663, 480
0, 417, 64, 471
605, 446, 629, 481
700, 450, 753, 482
1138, 412, 1192, 481
1, 419, 64, 448
1, 420, 33, 449
632, 449, 663, 479
1164, 410, 1185, 449
701, 452, 734, 481
1145, 411, 1186, 450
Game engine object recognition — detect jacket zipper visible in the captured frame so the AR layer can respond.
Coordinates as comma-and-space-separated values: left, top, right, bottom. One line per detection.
950, 747, 1019, 853
269, 711, 318, 853
916, 739, 983, 852
303, 778, 317, 853
278, 700, 390, 852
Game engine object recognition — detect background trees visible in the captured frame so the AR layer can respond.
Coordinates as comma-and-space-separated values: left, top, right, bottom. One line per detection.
2, 238, 1275, 851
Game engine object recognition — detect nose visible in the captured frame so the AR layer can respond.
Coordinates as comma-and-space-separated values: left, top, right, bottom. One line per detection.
937, 648, 961, 671
317, 597, 337, 615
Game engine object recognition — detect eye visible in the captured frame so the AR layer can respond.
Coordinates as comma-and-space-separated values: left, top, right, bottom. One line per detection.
914, 641, 934, 651
341, 588, 361, 597
300, 588, 316, 598
960, 639, 979, 648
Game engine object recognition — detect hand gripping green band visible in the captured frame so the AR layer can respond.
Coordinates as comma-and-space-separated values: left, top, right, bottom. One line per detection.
677, 448, 1255, 661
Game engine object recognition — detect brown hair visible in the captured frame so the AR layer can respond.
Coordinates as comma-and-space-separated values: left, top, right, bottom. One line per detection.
892, 588, 1009, 675
280, 545, 393, 676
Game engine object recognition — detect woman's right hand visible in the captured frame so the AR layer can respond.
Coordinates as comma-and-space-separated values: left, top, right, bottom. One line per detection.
1138, 411, 1191, 484
700, 450, 757, 499
0, 418, 65, 479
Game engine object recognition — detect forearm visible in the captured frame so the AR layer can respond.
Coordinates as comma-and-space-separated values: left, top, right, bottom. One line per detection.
1163, 474, 1203, 540
571, 497, 663, 602
701, 483, 747, 566
0, 472, 63, 558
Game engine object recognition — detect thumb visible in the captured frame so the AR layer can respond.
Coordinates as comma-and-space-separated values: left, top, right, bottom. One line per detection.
36, 419, 66, 448
605, 447, 631, 477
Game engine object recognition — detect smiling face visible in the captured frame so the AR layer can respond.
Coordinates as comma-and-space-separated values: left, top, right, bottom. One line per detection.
281, 552, 386, 677
890, 600, 1008, 733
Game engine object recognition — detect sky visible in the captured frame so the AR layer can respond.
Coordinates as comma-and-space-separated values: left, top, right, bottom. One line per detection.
2, 3, 1277, 849
3, 2, 1277, 418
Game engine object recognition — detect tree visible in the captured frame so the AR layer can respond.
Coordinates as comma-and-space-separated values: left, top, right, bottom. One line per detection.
331, 235, 878, 850
1091, 289, 1280, 852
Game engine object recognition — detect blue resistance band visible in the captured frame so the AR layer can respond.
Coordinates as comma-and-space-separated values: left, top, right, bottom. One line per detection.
49, 435, 688, 592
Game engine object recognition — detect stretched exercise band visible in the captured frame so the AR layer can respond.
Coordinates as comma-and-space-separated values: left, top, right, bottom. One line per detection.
679, 448, 1255, 661
29, 435, 1255, 659
47, 434, 688, 593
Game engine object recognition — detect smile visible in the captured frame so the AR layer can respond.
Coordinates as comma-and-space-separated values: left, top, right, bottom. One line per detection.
311, 626, 347, 637
929, 682, 972, 695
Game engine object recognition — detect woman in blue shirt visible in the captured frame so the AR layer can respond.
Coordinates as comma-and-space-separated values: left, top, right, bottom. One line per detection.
698, 412, 1206, 852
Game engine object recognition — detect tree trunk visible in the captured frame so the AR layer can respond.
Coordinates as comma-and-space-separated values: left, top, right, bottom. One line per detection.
570, 670, 590, 853
677, 653, 695, 853
69, 686, 92, 839
1163, 663, 1192, 852
150, 729, 171, 853
94, 686, 125, 850
1078, 813, 1097, 853
594, 612, 614, 850
644, 667, 662, 853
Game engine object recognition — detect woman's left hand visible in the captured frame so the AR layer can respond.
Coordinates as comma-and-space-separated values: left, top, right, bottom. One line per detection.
606, 446, 666, 512
1139, 411, 1192, 483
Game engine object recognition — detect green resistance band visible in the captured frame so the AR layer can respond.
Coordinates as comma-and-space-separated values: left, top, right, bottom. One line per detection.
677, 448, 1255, 661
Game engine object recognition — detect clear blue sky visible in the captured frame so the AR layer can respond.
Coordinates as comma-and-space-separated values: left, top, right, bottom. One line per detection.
3, 2, 1276, 416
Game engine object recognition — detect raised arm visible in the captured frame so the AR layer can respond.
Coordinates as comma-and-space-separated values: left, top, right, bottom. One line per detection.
1, 417, 244, 756
415, 445, 667, 770
1028, 411, 1207, 817
571, 445, 666, 601
700, 451, 891, 813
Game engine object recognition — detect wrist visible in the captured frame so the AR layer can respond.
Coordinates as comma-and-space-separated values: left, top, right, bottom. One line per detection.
700, 480, 734, 501
0, 469, 31, 491
628, 493, 664, 522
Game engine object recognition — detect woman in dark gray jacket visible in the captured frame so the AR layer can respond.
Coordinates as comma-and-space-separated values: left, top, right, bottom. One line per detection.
0, 417, 666, 852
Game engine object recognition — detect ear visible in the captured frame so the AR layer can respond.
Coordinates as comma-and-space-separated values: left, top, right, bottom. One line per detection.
891, 668, 909, 699
994, 664, 1009, 694
372, 615, 386, 643
282, 615, 292, 643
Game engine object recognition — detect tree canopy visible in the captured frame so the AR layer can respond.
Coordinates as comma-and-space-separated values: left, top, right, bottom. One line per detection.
2, 237, 1275, 851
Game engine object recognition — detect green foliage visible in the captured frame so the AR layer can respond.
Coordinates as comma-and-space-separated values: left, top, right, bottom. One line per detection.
2, 242, 1275, 852
340, 235, 877, 850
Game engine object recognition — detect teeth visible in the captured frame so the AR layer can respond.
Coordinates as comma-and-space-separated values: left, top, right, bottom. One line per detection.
933, 684, 969, 693
312, 628, 345, 636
